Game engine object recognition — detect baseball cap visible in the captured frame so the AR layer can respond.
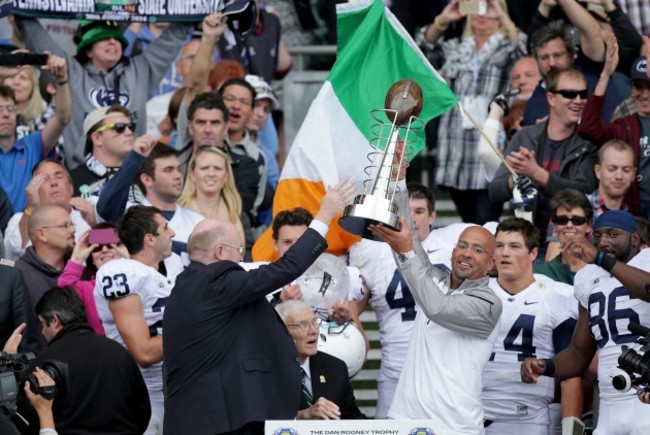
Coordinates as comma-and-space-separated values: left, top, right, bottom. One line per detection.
83, 106, 130, 152
630, 57, 650, 83
221, 0, 257, 36
593, 210, 637, 234
245, 74, 280, 110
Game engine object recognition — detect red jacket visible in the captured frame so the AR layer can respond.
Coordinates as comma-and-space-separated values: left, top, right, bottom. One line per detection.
578, 94, 641, 215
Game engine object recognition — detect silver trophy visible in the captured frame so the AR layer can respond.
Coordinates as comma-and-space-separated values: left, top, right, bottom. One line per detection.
339, 79, 424, 240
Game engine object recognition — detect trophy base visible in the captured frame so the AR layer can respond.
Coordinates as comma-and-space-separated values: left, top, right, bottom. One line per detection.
339, 194, 400, 241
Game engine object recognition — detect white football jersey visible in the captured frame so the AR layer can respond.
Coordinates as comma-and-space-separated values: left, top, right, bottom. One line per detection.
482, 279, 577, 424
94, 258, 175, 400
574, 248, 650, 402
349, 232, 452, 381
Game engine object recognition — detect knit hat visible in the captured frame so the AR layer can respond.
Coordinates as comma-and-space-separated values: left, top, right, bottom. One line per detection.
593, 210, 637, 234
74, 20, 128, 59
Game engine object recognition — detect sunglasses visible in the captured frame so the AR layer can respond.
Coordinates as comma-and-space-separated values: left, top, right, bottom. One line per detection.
552, 215, 589, 226
92, 243, 122, 253
550, 89, 588, 100
95, 122, 136, 134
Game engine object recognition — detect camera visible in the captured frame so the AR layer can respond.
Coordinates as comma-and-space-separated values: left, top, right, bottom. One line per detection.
0, 53, 48, 67
489, 88, 520, 117
611, 322, 650, 393
0, 352, 68, 417
0, 351, 35, 416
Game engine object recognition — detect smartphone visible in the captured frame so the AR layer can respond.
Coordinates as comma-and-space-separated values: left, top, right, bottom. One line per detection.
88, 228, 120, 245
0, 53, 48, 66
459, 0, 487, 15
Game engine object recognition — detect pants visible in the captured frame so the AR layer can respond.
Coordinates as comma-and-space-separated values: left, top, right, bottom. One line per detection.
485, 421, 548, 435
594, 397, 650, 435
376, 377, 399, 419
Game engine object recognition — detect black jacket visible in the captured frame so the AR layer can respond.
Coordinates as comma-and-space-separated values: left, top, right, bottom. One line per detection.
163, 228, 327, 434
0, 263, 41, 352
301, 351, 366, 420
19, 323, 151, 435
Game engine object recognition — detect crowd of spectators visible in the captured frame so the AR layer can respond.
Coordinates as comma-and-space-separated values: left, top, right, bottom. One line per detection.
2, 0, 650, 434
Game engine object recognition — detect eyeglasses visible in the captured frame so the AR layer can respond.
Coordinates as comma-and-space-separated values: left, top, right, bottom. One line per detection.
95, 122, 136, 134
454, 241, 487, 255
286, 317, 322, 333
219, 243, 244, 256
552, 215, 589, 226
41, 222, 75, 231
0, 105, 17, 112
550, 89, 588, 100
222, 94, 252, 107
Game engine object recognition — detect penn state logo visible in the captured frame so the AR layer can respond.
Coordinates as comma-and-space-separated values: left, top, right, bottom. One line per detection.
89, 87, 130, 107
409, 427, 435, 435
272, 428, 299, 435
637, 59, 648, 74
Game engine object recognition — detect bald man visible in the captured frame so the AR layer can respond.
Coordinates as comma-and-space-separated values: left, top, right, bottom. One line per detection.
16, 205, 75, 309
163, 180, 356, 435
370, 185, 502, 435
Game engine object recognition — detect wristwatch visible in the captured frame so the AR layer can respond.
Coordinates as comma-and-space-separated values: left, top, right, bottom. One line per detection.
397, 250, 416, 263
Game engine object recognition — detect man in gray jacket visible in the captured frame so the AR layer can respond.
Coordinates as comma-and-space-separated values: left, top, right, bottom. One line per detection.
370, 181, 503, 435
14, 16, 202, 169
489, 68, 598, 243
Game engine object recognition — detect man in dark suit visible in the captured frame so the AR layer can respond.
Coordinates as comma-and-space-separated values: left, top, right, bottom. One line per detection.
276, 300, 366, 420
162, 180, 356, 435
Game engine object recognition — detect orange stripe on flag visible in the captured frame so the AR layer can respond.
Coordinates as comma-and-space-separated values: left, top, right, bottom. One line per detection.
252, 178, 361, 261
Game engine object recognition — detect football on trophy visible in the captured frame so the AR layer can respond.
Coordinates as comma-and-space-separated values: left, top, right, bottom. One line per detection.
384, 79, 424, 125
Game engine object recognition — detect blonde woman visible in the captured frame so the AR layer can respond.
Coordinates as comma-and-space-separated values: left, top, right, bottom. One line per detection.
2, 65, 54, 141
178, 146, 245, 239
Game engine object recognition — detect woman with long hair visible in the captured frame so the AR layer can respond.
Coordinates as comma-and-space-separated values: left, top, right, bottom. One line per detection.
178, 146, 245, 239
2, 65, 55, 141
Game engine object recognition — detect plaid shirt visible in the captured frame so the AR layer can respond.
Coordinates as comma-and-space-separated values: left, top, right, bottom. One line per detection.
618, 0, 650, 37
417, 29, 526, 190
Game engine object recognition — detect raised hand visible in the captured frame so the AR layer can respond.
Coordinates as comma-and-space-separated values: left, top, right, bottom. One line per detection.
315, 179, 357, 225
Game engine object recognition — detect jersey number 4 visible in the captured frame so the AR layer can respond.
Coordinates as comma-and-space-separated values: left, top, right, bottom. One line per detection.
492, 314, 537, 361
102, 273, 130, 299
385, 270, 416, 321
588, 287, 640, 348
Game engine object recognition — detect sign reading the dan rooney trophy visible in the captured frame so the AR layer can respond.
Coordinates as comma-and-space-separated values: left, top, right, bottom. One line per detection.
1, 0, 225, 22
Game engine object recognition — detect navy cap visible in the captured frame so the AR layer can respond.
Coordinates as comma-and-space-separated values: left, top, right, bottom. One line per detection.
593, 210, 637, 233
630, 57, 650, 83
221, 0, 257, 36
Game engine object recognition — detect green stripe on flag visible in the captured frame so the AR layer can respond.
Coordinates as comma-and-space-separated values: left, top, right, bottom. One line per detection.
328, 0, 457, 158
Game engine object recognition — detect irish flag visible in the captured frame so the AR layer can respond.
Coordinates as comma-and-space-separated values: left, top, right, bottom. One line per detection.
252, 0, 457, 261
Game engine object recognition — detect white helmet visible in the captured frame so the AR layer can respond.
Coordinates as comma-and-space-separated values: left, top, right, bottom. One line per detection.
295, 253, 350, 320
318, 321, 366, 378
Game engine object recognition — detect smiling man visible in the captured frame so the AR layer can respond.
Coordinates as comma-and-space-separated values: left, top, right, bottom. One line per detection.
490, 68, 599, 245
521, 210, 650, 435
370, 182, 502, 435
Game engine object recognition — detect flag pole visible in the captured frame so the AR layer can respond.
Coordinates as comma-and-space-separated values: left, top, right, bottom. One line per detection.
458, 102, 518, 178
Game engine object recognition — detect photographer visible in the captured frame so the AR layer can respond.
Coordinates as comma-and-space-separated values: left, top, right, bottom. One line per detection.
17, 287, 150, 435
24, 368, 57, 435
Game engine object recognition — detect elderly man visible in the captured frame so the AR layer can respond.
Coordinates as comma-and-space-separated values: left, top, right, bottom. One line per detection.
275, 300, 365, 420
369, 182, 503, 435
163, 180, 355, 435
522, 210, 650, 434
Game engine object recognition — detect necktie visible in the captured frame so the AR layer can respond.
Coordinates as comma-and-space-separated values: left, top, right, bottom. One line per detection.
301, 368, 313, 406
